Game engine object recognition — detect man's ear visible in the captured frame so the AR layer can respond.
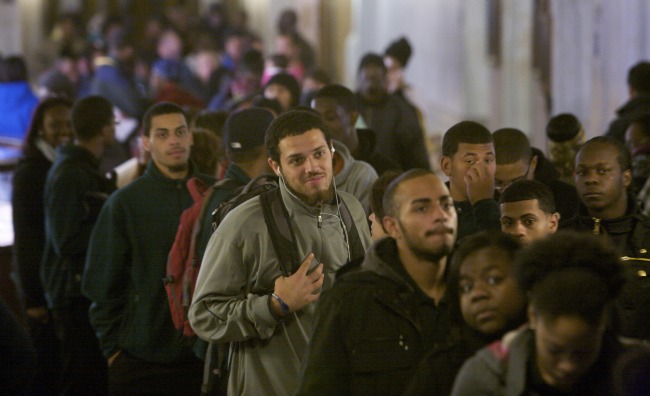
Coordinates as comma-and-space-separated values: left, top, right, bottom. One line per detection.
527, 304, 537, 330
623, 168, 633, 188
382, 216, 400, 239
268, 158, 281, 176
142, 135, 151, 153
440, 156, 452, 177
528, 155, 538, 178
549, 212, 560, 232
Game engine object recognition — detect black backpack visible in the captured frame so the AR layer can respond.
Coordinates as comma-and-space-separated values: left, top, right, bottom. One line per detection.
211, 173, 366, 275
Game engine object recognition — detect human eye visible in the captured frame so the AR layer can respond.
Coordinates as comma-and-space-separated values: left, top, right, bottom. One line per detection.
441, 199, 454, 212
575, 168, 587, 176
500, 218, 513, 227
459, 281, 473, 294
176, 128, 189, 137
486, 274, 504, 286
155, 131, 168, 139
523, 217, 537, 227
484, 157, 494, 164
289, 157, 305, 166
314, 150, 325, 159
597, 168, 610, 175
414, 204, 429, 214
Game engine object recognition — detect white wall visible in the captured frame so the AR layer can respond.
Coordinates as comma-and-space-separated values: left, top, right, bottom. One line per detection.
0, 0, 23, 56
552, 0, 650, 140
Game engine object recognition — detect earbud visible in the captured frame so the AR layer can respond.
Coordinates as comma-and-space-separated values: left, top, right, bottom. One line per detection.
331, 146, 335, 153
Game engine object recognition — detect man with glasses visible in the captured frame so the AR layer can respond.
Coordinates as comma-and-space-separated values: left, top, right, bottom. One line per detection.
493, 128, 579, 222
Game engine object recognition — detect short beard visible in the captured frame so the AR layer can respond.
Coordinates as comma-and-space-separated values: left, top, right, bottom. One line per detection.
399, 221, 453, 263
167, 163, 189, 174
281, 172, 335, 207
410, 243, 452, 263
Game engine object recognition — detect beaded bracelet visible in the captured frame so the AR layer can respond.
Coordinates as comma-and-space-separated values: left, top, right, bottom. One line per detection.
271, 292, 290, 314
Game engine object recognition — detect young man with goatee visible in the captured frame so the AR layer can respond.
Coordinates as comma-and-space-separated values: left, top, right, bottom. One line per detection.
189, 109, 371, 396
83, 102, 213, 394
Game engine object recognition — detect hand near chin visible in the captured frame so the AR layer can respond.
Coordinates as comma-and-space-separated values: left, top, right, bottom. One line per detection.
271, 253, 324, 316
465, 162, 495, 205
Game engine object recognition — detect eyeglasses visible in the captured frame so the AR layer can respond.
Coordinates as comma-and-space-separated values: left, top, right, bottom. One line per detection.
495, 166, 530, 192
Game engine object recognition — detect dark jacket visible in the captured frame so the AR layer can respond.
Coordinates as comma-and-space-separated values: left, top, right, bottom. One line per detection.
82, 161, 214, 363
560, 197, 650, 340
531, 147, 580, 221
297, 238, 451, 396
0, 299, 37, 395
355, 93, 430, 171
90, 57, 148, 119
12, 148, 52, 308
41, 144, 115, 309
605, 94, 650, 143
403, 326, 490, 396
454, 197, 501, 242
355, 128, 402, 175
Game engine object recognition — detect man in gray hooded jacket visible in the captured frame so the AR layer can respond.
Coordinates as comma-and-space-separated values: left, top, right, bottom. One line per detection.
189, 110, 371, 395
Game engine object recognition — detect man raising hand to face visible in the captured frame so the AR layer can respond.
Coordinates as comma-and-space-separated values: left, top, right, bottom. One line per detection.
441, 121, 500, 240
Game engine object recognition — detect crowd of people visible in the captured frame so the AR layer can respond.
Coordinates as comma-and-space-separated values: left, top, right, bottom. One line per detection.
2, 3, 650, 396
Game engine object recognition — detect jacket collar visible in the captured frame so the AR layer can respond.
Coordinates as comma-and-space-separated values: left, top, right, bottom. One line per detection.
575, 193, 641, 234
56, 144, 100, 168
144, 160, 196, 185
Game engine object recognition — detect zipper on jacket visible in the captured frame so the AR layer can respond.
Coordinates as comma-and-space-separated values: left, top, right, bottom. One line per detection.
592, 217, 601, 235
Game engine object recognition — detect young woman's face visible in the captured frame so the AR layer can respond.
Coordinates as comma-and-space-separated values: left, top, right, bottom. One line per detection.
531, 313, 605, 393
459, 246, 526, 335
42, 105, 72, 147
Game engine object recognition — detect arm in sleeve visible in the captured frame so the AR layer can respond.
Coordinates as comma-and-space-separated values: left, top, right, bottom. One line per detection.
296, 290, 351, 396
45, 168, 98, 258
12, 168, 47, 308
450, 352, 503, 396
189, 225, 280, 343
82, 199, 130, 358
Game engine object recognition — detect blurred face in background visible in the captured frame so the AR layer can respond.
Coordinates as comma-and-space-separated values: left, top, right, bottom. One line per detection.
531, 312, 606, 393
42, 105, 73, 147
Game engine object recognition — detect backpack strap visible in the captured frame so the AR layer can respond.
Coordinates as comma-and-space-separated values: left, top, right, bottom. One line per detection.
260, 187, 300, 277
260, 188, 366, 277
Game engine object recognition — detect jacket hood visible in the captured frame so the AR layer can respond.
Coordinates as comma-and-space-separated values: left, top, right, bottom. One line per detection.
356, 237, 415, 291
333, 139, 354, 185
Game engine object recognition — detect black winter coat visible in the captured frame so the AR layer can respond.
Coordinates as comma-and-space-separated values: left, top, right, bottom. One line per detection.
297, 238, 451, 395
560, 197, 650, 340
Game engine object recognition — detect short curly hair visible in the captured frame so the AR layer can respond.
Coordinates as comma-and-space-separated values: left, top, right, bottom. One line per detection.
515, 231, 625, 325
